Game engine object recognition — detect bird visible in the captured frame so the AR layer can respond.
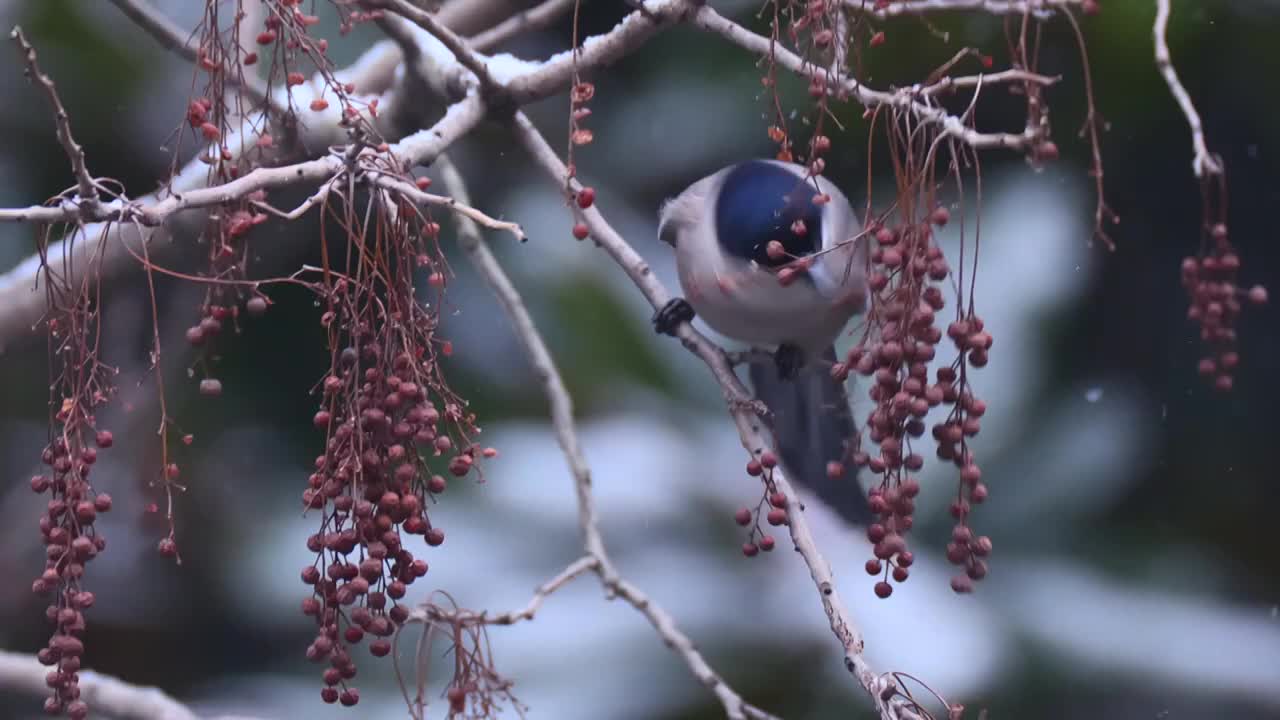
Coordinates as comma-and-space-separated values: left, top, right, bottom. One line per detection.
652, 159, 872, 525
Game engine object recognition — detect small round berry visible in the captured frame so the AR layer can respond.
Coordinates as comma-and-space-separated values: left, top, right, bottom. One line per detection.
865, 558, 882, 575
742, 542, 759, 557
572, 222, 589, 240
874, 581, 893, 598
199, 378, 223, 397
576, 187, 596, 208
950, 575, 974, 593
766, 508, 787, 526
759, 535, 776, 552
95, 430, 114, 448
157, 537, 178, 557
733, 508, 752, 526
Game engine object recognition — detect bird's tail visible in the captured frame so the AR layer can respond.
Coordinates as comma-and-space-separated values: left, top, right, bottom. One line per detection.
748, 346, 871, 525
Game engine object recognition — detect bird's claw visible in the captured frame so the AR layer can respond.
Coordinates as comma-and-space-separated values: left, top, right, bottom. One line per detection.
653, 298, 695, 336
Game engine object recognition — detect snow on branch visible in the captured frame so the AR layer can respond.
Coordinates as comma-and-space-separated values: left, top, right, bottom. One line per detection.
0, 649, 266, 720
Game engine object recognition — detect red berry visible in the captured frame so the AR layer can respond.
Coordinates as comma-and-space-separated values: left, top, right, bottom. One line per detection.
572, 222, 589, 240
158, 537, 178, 557
576, 187, 596, 208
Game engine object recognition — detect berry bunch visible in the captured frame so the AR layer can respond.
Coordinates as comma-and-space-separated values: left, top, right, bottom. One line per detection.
732, 452, 788, 557
842, 208, 992, 596
28, 250, 117, 716
1181, 223, 1268, 392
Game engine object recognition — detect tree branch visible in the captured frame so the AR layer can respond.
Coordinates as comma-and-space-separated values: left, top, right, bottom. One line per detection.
468, 0, 581, 52
0, 94, 489, 342
1153, 0, 1222, 177
509, 111, 926, 720
105, 0, 278, 113
0, 649, 227, 720
436, 153, 779, 720
10, 27, 100, 216
843, 0, 1081, 18
690, 5, 1044, 151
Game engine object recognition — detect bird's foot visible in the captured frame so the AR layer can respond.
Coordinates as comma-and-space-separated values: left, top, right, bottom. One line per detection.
774, 343, 804, 380
652, 297, 695, 336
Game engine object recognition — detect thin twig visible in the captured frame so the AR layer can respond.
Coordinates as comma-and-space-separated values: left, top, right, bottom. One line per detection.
510, 111, 925, 720
105, 0, 279, 113
437, 153, 779, 720
413, 555, 600, 627
365, 0, 503, 96
0, 95, 487, 342
10, 27, 99, 215
844, 0, 1080, 18
1153, 0, 1222, 177
366, 170, 527, 241
691, 5, 1044, 152
469, 0, 581, 52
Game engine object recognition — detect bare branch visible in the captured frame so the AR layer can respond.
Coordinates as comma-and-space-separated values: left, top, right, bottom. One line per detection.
414, 556, 600, 627
104, 0, 278, 113
365, 0, 503, 95
1153, 0, 1222, 177
9, 27, 100, 215
509, 111, 926, 720
690, 5, 1043, 151
0, 94, 487, 342
921, 68, 1059, 95
370, 169, 526, 241
469, 0, 580, 52
0, 649, 200, 720
437, 153, 779, 720
844, 0, 1081, 18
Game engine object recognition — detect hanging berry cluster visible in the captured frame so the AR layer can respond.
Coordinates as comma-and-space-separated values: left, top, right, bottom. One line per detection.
298, 187, 491, 707
1182, 225, 1268, 392
837, 200, 992, 597
732, 452, 789, 557
28, 222, 119, 718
